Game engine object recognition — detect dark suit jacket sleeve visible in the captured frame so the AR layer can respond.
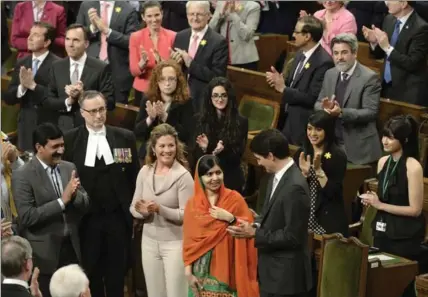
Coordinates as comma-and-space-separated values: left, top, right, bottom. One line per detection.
282, 61, 334, 108
167, 100, 194, 144
217, 116, 248, 163
99, 63, 115, 110
320, 147, 347, 201
255, 185, 309, 249
44, 63, 70, 111
76, 4, 97, 41
388, 24, 428, 72
12, 171, 64, 229
341, 73, 381, 124
187, 38, 228, 83
134, 96, 154, 139
107, 9, 140, 49
69, 163, 90, 213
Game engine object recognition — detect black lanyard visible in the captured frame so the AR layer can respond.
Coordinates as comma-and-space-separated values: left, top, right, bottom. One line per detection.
382, 156, 400, 198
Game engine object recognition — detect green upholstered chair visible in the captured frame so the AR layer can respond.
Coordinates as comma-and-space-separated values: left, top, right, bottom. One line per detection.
318, 234, 369, 297
238, 95, 280, 134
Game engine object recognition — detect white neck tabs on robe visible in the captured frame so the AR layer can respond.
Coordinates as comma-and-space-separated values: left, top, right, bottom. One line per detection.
84, 126, 114, 167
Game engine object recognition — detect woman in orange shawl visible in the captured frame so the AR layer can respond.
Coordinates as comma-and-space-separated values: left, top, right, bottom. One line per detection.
183, 155, 259, 297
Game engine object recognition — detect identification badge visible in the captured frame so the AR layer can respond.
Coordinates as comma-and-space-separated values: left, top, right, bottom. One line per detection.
376, 221, 387, 232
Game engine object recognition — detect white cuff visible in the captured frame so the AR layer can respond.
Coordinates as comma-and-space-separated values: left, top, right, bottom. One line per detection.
370, 42, 377, 51
385, 46, 394, 57
106, 28, 112, 37
146, 117, 153, 126
17, 85, 27, 98
57, 198, 65, 210
65, 98, 73, 112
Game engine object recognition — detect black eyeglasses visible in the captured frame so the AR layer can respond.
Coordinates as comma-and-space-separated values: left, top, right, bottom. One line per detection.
211, 93, 228, 100
81, 106, 107, 116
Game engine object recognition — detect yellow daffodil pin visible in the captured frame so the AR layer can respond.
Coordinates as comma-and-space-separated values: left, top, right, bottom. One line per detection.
324, 152, 332, 159
115, 7, 121, 13
200, 40, 207, 46
304, 62, 310, 69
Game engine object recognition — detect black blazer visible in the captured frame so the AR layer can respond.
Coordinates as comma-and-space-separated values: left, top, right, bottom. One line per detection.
173, 27, 228, 109
372, 11, 428, 105
294, 145, 349, 236
63, 125, 139, 229
1, 3, 11, 64
44, 56, 115, 131
76, 1, 140, 102
3, 52, 60, 151
191, 114, 248, 192
161, 1, 189, 32
1, 284, 32, 297
255, 163, 312, 295
134, 95, 194, 157
280, 46, 334, 145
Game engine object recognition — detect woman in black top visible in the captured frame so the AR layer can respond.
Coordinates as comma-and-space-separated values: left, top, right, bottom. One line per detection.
192, 77, 248, 193
361, 115, 425, 260
134, 60, 194, 161
295, 110, 348, 236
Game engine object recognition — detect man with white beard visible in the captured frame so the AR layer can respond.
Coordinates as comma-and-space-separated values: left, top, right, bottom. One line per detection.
315, 33, 382, 165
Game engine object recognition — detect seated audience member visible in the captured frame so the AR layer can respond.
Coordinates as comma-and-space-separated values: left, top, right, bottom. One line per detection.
1, 236, 40, 297
361, 115, 425, 297
44, 24, 114, 132
130, 123, 193, 297
347, 1, 388, 41
315, 33, 382, 165
76, 1, 140, 104
171, 1, 228, 110
129, 1, 176, 106
209, 0, 261, 70
192, 77, 248, 193
1, 132, 24, 235
301, 1, 357, 55
267, 16, 334, 146
363, 1, 428, 106
294, 111, 348, 236
161, 1, 189, 32
11, 0, 66, 59
4, 22, 60, 151
134, 60, 193, 161
49, 264, 91, 297
183, 155, 258, 297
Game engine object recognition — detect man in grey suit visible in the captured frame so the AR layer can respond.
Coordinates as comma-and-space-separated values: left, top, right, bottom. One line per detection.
12, 123, 90, 297
227, 129, 312, 297
76, 1, 140, 103
315, 33, 382, 165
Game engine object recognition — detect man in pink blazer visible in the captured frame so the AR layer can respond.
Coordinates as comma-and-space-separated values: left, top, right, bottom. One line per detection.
11, 1, 66, 59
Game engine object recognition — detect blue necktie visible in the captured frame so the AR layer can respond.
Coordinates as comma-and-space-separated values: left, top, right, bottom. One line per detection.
32, 59, 40, 76
384, 20, 401, 83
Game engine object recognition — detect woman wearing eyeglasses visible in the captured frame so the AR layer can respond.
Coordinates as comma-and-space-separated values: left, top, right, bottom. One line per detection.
134, 60, 194, 163
191, 77, 248, 193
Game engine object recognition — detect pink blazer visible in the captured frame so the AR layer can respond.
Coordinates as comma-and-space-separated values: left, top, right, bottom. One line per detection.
11, 1, 66, 59
129, 27, 176, 92
314, 7, 357, 55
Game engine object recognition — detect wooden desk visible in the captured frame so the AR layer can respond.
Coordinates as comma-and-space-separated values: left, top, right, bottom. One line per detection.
106, 103, 139, 131
367, 253, 418, 297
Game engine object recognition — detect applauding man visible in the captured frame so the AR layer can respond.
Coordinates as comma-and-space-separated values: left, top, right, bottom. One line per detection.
12, 123, 89, 297
4, 22, 60, 151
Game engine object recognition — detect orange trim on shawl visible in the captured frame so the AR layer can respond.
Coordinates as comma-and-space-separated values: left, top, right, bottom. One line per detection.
183, 159, 259, 297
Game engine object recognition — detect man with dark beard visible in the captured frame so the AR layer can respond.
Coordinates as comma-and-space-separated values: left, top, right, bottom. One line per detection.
315, 33, 382, 165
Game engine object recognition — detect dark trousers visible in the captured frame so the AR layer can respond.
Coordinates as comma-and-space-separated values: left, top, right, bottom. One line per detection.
260, 292, 308, 297
115, 89, 130, 104
134, 90, 144, 107
81, 210, 131, 297
38, 237, 78, 297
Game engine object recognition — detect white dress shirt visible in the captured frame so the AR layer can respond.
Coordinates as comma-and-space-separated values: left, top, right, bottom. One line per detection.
270, 158, 294, 199
36, 157, 65, 210
32, 1, 46, 22
17, 50, 50, 98
84, 126, 114, 167
3, 278, 30, 289
188, 25, 209, 53
90, 1, 114, 37
340, 60, 357, 80
65, 53, 87, 111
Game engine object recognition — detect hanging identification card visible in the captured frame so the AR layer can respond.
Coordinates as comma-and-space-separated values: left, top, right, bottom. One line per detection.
376, 221, 386, 232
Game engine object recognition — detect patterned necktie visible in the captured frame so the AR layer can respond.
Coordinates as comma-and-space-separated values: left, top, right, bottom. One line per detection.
188, 34, 199, 59
384, 20, 401, 83
99, 2, 110, 61
71, 63, 79, 84
32, 59, 40, 77
291, 54, 306, 86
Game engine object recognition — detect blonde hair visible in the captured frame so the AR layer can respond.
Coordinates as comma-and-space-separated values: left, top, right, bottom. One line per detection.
145, 124, 189, 170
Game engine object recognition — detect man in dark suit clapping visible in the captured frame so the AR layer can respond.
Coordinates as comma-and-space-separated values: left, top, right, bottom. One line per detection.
4, 22, 60, 151
171, 1, 228, 110
227, 129, 312, 297
76, 1, 140, 103
43, 24, 114, 132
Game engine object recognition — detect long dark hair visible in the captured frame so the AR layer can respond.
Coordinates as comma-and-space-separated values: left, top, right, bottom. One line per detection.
302, 110, 337, 157
382, 115, 419, 160
196, 77, 241, 152
197, 155, 221, 177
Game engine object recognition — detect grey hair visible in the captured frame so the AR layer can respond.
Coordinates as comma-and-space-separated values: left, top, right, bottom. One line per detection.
50, 264, 89, 297
78, 90, 107, 106
1, 236, 33, 278
186, 1, 211, 13
330, 33, 359, 54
